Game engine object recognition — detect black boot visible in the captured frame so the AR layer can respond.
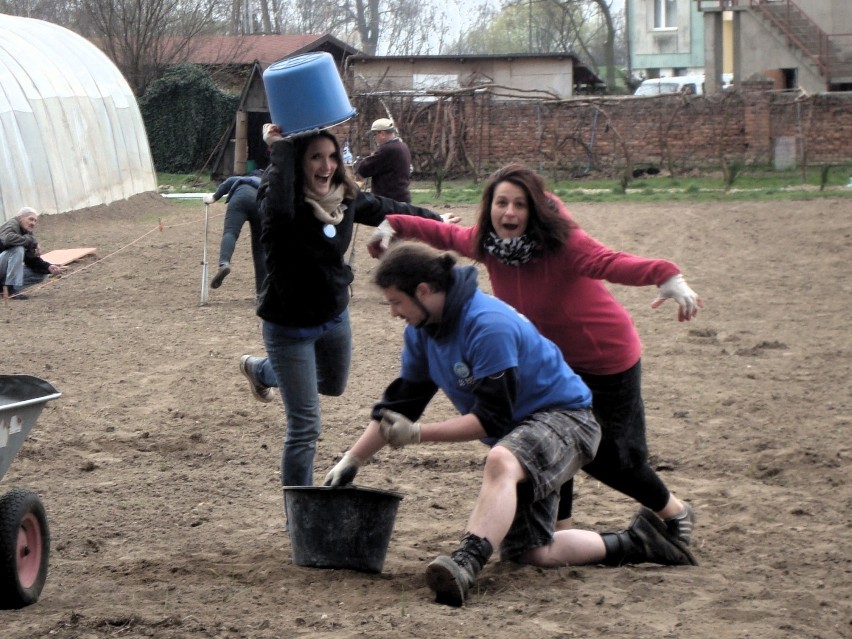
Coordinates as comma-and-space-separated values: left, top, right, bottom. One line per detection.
425, 533, 493, 607
601, 508, 698, 567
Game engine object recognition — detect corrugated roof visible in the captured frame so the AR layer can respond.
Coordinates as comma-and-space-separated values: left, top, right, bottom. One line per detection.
182, 34, 355, 66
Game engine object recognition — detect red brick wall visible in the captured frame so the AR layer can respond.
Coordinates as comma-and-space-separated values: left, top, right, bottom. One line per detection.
348, 91, 852, 180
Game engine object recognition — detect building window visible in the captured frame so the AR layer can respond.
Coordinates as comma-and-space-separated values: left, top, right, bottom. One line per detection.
654, 0, 678, 29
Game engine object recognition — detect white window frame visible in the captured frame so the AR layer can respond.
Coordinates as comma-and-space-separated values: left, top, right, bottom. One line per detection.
653, 0, 678, 31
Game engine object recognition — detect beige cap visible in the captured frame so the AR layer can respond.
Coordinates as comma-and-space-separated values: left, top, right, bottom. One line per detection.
371, 118, 395, 132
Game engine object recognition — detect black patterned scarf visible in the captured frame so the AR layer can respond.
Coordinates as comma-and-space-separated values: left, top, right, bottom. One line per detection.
483, 231, 537, 266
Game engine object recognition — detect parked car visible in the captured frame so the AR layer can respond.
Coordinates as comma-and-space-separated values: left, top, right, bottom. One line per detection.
634, 73, 733, 96
634, 74, 705, 96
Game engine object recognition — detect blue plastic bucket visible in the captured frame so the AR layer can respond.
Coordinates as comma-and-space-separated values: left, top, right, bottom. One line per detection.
263, 52, 357, 135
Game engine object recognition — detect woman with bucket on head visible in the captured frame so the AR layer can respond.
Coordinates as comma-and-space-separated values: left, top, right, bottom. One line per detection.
367, 163, 702, 549
324, 242, 696, 607
238, 122, 458, 495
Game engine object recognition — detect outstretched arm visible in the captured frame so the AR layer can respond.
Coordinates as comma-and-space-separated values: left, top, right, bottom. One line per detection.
651, 274, 703, 321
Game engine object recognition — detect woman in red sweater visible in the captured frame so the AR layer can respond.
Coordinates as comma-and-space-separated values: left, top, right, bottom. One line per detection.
369, 163, 702, 550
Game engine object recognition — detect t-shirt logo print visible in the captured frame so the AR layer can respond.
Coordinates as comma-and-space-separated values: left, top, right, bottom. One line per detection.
453, 362, 474, 388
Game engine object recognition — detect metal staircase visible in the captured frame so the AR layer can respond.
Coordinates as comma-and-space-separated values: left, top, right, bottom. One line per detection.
696, 0, 852, 89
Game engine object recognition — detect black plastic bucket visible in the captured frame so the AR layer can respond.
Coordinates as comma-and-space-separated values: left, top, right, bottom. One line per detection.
284, 485, 403, 573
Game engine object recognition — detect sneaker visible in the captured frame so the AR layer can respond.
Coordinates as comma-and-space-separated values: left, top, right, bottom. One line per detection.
239, 355, 272, 403
210, 263, 231, 289
665, 502, 695, 546
632, 508, 698, 566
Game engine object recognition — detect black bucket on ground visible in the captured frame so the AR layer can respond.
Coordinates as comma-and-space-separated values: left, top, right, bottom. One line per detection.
284, 485, 403, 573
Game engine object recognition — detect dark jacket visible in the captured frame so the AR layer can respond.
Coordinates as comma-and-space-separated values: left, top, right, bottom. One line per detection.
354, 137, 412, 202
0, 218, 52, 274
256, 139, 442, 327
213, 175, 262, 203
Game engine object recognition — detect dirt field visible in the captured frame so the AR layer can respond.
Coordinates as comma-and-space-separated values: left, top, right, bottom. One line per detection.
1, 192, 849, 638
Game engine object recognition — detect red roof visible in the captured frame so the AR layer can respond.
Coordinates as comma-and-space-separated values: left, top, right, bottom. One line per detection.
181, 34, 351, 66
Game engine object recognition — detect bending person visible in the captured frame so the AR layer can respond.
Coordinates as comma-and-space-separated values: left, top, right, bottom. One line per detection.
203, 171, 266, 295
325, 242, 697, 608
368, 163, 702, 547
238, 124, 452, 490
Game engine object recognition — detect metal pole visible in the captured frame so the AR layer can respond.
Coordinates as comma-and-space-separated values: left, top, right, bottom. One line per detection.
200, 203, 210, 306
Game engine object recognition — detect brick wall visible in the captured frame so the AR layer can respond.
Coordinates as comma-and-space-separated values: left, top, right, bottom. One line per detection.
348, 90, 852, 180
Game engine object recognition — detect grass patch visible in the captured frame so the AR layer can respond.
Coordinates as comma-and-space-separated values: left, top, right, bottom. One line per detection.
158, 166, 852, 207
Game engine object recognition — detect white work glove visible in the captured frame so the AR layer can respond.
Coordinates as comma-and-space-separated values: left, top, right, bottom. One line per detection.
202, 193, 215, 205
367, 220, 396, 259
262, 123, 285, 146
379, 409, 422, 449
651, 274, 702, 322
323, 451, 363, 486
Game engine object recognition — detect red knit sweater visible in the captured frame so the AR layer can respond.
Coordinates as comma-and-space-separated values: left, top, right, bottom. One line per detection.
386, 196, 680, 375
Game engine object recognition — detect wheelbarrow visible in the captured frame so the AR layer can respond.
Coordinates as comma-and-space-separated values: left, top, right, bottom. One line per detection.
0, 375, 60, 609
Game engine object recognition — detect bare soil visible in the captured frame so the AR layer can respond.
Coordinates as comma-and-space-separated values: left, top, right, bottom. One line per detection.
1, 192, 849, 638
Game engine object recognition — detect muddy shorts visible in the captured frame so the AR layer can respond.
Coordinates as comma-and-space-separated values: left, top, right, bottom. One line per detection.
497, 407, 601, 561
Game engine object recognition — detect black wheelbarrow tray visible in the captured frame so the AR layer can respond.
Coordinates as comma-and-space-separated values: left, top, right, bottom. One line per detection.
0, 375, 60, 609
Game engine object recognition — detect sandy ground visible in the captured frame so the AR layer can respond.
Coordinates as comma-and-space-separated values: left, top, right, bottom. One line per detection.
0, 191, 849, 638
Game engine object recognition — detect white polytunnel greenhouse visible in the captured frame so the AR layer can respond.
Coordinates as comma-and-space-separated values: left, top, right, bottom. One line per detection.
0, 14, 156, 223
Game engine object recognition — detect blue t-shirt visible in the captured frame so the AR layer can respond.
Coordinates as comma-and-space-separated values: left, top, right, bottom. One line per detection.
399, 289, 591, 420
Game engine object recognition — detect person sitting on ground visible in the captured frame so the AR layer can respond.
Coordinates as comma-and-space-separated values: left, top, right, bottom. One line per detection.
0, 207, 64, 300
324, 241, 697, 608
353, 118, 413, 202
202, 170, 266, 295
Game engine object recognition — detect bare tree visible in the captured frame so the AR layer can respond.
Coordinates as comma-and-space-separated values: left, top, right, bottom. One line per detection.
0, 0, 88, 32
78, 0, 220, 96
261, 0, 450, 55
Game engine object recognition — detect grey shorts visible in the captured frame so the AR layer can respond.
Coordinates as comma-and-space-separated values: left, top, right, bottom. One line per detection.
497, 407, 601, 560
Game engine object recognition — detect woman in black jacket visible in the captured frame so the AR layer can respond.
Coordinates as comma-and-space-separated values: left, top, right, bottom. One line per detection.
239, 124, 450, 490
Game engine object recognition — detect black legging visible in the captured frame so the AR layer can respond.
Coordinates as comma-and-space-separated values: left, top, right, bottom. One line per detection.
557, 360, 671, 520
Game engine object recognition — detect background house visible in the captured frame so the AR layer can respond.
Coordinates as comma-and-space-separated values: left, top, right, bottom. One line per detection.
348, 53, 604, 100
197, 34, 358, 178
627, 0, 707, 82
696, 0, 852, 93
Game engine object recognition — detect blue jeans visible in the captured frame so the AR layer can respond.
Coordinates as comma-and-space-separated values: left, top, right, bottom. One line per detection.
218, 186, 267, 294
0, 247, 46, 289
258, 309, 352, 486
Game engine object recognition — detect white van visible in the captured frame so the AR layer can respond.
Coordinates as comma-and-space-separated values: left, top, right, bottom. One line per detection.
634, 74, 705, 96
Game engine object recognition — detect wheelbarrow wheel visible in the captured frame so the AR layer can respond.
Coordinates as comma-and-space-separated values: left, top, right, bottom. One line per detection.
0, 488, 50, 609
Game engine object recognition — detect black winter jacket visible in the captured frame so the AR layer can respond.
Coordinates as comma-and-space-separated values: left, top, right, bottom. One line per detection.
256, 139, 443, 327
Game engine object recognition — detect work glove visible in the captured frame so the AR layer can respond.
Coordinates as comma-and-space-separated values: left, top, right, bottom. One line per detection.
262, 123, 286, 146
323, 451, 363, 486
651, 274, 702, 322
379, 409, 422, 449
202, 193, 215, 205
367, 220, 396, 258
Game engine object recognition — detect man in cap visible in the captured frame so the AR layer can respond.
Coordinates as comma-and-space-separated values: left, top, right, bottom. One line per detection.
354, 118, 413, 202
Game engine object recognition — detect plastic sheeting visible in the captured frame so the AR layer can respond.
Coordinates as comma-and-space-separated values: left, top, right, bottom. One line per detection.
0, 15, 156, 222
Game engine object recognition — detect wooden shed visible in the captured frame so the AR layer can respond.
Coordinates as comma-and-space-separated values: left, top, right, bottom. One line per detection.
207, 34, 358, 179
